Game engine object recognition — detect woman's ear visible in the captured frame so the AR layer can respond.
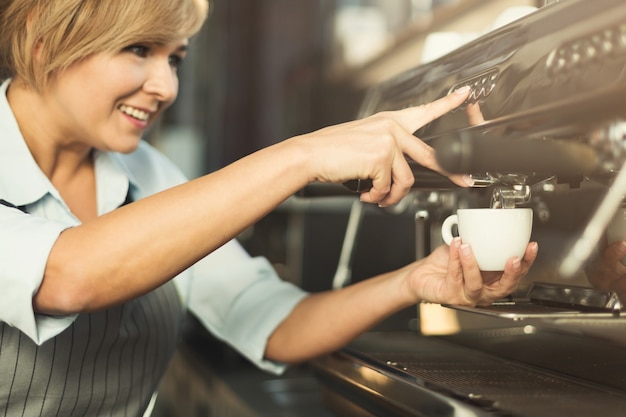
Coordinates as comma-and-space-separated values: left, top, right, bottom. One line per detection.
25, 7, 44, 61
33, 38, 44, 61
25, 8, 43, 63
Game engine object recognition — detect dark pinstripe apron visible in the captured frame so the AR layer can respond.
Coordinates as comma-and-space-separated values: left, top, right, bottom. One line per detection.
0, 196, 185, 417
0, 283, 184, 417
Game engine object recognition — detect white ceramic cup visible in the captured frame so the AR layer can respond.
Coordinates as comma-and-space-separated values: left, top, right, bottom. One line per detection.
441, 208, 533, 271
607, 207, 626, 265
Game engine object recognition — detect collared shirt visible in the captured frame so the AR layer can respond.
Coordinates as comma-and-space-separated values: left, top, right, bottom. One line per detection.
0, 78, 306, 416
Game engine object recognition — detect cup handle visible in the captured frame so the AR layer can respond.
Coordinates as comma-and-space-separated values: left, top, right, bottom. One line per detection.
441, 214, 458, 245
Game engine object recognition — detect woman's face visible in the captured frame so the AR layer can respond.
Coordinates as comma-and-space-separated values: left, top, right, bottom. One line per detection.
44, 39, 189, 153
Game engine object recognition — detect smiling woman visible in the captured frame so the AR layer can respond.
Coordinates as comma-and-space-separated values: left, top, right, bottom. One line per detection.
0, 0, 535, 416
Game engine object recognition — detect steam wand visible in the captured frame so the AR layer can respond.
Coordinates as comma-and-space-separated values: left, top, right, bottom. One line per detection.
559, 159, 626, 278
331, 199, 364, 290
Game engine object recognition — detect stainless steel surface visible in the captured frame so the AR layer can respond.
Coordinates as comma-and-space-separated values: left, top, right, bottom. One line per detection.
360, 0, 626, 139
444, 281, 622, 320
490, 184, 530, 208
528, 281, 622, 310
560, 159, 626, 277
448, 302, 617, 320
355, 0, 626, 288
313, 331, 626, 417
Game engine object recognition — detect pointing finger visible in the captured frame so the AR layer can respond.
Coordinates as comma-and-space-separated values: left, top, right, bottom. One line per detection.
393, 86, 470, 133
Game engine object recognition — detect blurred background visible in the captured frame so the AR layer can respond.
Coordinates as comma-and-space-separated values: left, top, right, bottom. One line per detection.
151, 0, 541, 178
148, 1, 548, 416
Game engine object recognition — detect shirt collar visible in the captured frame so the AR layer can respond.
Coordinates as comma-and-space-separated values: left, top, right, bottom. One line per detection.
94, 150, 134, 212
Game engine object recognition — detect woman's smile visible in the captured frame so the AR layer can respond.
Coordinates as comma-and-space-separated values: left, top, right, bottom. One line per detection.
119, 104, 152, 129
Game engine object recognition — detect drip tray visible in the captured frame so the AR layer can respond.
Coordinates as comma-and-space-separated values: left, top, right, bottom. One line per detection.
444, 282, 622, 320
312, 331, 626, 417
445, 300, 618, 319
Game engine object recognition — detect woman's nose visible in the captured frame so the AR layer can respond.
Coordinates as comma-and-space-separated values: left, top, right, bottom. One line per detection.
143, 62, 178, 103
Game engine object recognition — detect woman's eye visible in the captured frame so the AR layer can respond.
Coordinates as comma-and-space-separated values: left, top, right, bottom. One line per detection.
169, 55, 184, 69
124, 45, 149, 57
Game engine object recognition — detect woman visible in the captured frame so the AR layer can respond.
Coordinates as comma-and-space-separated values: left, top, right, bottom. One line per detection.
0, 0, 538, 415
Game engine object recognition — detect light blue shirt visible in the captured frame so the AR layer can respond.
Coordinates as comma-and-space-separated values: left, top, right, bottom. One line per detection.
0, 78, 307, 374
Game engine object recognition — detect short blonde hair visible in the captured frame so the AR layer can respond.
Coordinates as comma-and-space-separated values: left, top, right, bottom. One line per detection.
0, 0, 209, 91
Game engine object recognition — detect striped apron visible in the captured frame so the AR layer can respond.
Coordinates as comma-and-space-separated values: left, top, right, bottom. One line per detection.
0, 282, 184, 417
0, 196, 185, 416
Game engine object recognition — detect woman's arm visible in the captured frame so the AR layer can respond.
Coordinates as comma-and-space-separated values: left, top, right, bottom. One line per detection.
264, 240, 538, 363
34, 89, 471, 315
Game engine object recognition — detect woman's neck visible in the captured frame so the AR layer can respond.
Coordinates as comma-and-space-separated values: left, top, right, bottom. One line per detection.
7, 79, 98, 221
7, 79, 93, 180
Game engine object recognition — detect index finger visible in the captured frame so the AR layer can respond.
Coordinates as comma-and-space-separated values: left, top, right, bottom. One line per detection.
393, 86, 470, 133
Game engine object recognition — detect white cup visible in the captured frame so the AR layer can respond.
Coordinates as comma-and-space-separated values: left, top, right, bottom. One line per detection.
441, 208, 533, 271
607, 207, 626, 265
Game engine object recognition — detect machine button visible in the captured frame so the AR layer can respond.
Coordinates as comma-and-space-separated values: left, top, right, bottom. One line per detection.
449, 68, 500, 108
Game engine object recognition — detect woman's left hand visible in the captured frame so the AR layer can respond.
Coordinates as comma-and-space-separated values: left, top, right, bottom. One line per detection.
407, 239, 539, 306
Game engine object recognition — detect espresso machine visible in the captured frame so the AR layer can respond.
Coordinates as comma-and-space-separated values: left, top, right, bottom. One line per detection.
310, 0, 626, 415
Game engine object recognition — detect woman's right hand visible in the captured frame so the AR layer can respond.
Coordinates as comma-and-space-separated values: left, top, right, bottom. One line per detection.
295, 87, 472, 207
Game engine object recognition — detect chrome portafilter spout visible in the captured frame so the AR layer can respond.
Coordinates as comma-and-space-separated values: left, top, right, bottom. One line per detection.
491, 184, 531, 209
467, 172, 532, 208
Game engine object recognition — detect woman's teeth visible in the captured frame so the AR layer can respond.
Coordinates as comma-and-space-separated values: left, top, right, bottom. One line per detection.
119, 105, 149, 122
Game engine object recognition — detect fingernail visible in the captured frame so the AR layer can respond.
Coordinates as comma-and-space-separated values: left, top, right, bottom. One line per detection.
512, 258, 521, 271
453, 237, 462, 248
454, 85, 470, 95
530, 242, 538, 254
463, 175, 475, 186
461, 243, 471, 257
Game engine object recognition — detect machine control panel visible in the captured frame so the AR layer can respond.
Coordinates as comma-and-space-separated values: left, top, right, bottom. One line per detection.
546, 22, 626, 76
448, 68, 500, 108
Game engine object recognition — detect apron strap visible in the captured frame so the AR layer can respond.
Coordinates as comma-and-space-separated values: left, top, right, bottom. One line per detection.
0, 199, 27, 213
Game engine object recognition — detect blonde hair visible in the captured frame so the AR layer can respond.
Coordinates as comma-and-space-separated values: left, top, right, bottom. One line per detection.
0, 0, 209, 91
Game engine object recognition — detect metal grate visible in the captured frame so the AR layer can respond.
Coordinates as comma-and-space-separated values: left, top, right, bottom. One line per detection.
351, 335, 626, 417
